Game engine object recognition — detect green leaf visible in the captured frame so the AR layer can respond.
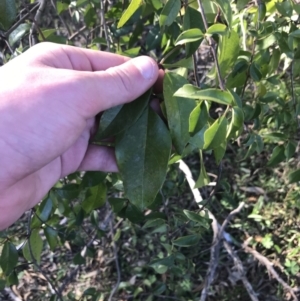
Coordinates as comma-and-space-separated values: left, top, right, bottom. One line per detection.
189, 101, 209, 134
214, 141, 226, 164
44, 227, 58, 251
207, 23, 227, 35
183, 210, 210, 228
175, 28, 203, 45
81, 183, 107, 213
0, 0, 16, 30
116, 108, 171, 210
289, 169, 300, 184
195, 150, 210, 187
267, 145, 285, 167
31, 196, 53, 228
84, 3, 96, 27
163, 73, 196, 154
118, 0, 143, 28
173, 234, 201, 247
159, 0, 181, 28
217, 29, 240, 77
108, 198, 127, 214
212, 0, 232, 28
23, 229, 43, 264
149, 255, 174, 274
250, 62, 262, 81
0, 242, 18, 275
94, 89, 151, 140
189, 125, 208, 149
285, 141, 296, 159
8, 23, 30, 46
183, 6, 205, 57
80, 171, 107, 188
227, 106, 244, 139
204, 116, 228, 150
174, 85, 233, 105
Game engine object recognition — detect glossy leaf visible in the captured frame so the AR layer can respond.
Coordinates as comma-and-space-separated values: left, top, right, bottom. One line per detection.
163, 73, 196, 154
118, 0, 143, 28
289, 169, 300, 184
8, 23, 30, 46
267, 145, 285, 167
189, 101, 209, 134
250, 63, 262, 81
44, 227, 58, 251
0, 242, 18, 275
204, 116, 228, 150
31, 196, 53, 228
174, 85, 233, 105
23, 229, 43, 264
116, 108, 171, 210
175, 28, 203, 45
159, 0, 181, 28
207, 23, 227, 35
217, 29, 240, 77
94, 89, 151, 140
0, 0, 16, 30
173, 234, 201, 247
82, 183, 107, 213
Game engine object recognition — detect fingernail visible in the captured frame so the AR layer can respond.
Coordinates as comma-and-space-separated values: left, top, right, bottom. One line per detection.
133, 57, 156, 80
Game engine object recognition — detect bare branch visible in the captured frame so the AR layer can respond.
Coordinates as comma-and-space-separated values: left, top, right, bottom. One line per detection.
99, 0, 111, 51
223, 241, 259, 301
243, 242, 298, 301
29, 0, 47, 46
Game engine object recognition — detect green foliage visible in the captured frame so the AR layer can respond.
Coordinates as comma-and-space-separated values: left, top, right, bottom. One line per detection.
2, 0, 300, 299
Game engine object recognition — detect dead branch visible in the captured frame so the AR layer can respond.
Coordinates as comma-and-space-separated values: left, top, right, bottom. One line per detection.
243, 242, 298, 301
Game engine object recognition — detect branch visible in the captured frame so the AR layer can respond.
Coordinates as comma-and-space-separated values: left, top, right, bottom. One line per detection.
223, 241, 259, 301
99, 0, 111, 51
196, 0, 225, 90
29, 0, 47, 46
243, 242, 298, 301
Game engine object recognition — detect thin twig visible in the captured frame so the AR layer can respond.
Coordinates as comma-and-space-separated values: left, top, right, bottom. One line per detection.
223, 241, 259, 301
243, 242, 298, 301
291, 60, 300, 130
108, 218, 121, 301
99, 0, 111, 51
29, 0, 46, 46
193, 53, 201, 87
196, 0, 225, 90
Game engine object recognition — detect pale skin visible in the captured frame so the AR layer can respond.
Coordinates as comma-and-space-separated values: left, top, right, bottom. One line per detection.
0, 42, 160, 230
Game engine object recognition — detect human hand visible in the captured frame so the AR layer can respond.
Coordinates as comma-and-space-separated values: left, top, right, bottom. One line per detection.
0, 42, 159, 230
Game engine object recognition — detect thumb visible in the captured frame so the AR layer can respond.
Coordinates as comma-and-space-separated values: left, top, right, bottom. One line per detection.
79, 56, 159, 117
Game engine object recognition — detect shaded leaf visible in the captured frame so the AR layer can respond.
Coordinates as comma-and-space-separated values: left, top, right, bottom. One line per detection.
289, 169, 300, 184
44, 227, 58, 251
250, 62, 262, 81
164, 73, 196, 154
116, 108, 171, 210
0, 0, 16, 30
173, 234, 201, 247
23, 229, 43, 264
31, 196, 53, 228
195, 151, 210, 187
82, 183, 107, 213
285, 141, 296, 159
159, 0, 181, 28
183, 210, 210, 228
212, 0, 232, 28
94, 89, 151, 140
267, 145, 285, 167
0, 242, 18, 275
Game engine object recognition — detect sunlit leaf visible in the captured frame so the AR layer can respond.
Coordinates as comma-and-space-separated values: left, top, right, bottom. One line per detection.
118, 0, 143, 28
175, 28, 203, 45
174, 85, 233, 105
212, 0, 232, 28
8, 23, 30, 46
204, 116, 228, 150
